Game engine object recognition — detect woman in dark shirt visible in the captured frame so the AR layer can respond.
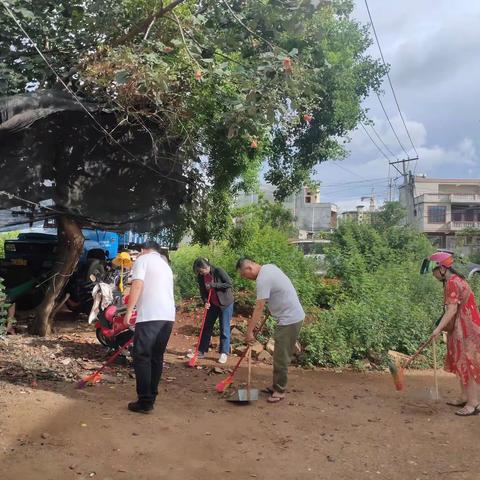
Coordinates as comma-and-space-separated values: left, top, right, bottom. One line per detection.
191, 257, 234, 364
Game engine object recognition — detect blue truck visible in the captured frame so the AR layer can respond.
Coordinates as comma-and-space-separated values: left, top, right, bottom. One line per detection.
3, 225, 123, 312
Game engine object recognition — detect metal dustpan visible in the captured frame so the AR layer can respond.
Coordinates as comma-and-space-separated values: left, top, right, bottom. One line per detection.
227, 387, 259, 403
226, 348, 258, 403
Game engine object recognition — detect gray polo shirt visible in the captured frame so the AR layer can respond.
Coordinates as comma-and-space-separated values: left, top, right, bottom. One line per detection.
256, 264, 305, 326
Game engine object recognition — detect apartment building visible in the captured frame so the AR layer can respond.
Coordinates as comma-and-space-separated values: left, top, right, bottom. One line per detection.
341, 205, 375, 224
399, 175, 480, 251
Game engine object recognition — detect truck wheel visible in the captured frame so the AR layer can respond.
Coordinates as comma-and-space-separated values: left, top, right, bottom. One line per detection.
15, 287, 45, 311
86, 259, 105, 282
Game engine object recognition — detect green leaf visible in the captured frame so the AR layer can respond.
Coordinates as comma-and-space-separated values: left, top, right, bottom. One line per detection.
227, 125, 238, 139
114, 70, 130, 85
17, 7, 35, 19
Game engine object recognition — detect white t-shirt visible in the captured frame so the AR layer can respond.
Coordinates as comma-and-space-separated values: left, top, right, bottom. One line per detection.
256, 264, 305, 326
131, 252, 175, 323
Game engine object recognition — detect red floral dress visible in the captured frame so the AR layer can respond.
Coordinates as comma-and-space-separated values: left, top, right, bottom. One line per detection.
444, 275, 480, 385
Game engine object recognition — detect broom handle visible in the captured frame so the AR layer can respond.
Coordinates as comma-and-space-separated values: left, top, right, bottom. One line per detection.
193, 289, 212, 353
247, 347, 251, 401
223, 315, 268, 380
95, 337, 133, 376
404, 335, 434, 369
433, 338, 439, 401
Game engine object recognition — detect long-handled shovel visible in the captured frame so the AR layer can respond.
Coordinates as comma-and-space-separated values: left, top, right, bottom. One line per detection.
76, 336, 134, 389
432, 338, 440, 401
187, 290, 212, 368
227, 346, 259, 403
215, 316, 268, 393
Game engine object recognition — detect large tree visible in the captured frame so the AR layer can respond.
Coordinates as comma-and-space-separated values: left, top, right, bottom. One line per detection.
0, 0, 386, 334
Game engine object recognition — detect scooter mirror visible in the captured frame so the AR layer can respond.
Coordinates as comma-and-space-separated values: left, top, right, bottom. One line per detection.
89, 274, 97, 283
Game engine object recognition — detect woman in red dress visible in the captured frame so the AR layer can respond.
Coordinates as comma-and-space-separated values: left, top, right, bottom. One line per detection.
431, 252, 480, 416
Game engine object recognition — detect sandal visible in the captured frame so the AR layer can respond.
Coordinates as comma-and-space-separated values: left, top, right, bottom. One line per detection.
446, 401, 467, 407
267, 393, 285, 403
454, 404, 480, 417
261, 387, 275, 395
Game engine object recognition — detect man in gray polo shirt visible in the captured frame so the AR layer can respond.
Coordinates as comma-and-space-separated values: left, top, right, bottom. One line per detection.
236, 257, 304, 403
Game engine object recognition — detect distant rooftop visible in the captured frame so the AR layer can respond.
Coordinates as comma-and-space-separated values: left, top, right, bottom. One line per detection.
412, 176, 480, 184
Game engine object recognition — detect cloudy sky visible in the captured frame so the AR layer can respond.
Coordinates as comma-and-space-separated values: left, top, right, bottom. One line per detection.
316, 0, 480, 212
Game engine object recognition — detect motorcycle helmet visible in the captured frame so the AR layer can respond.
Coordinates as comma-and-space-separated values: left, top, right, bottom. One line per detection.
420, 250, 454, 274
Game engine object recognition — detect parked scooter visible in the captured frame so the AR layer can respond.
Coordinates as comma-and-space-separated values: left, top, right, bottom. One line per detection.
87, 255, 136, 350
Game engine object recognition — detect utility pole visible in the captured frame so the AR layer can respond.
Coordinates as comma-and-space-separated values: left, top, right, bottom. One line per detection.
389, 157, 418, 179
390, 157, 418, 223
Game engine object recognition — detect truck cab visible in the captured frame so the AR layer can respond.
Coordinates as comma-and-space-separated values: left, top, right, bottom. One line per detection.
3, 223, 120, 311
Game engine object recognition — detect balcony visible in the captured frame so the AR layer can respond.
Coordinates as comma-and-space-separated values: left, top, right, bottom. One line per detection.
449, 221, 480, 231
450, 194, 480, 203
415, 193, 480, 204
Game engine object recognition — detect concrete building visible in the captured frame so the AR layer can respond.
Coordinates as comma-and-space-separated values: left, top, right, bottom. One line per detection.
399, 175, 480, 251
341, 205, 375, 224
236, 184, 337, 236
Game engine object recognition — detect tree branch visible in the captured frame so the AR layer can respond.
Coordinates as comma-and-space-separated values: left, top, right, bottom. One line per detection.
171, 12, 202, 69
113, 0, 188, 46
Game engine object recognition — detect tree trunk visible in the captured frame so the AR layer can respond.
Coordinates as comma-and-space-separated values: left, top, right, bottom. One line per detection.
30, 215, 84, 336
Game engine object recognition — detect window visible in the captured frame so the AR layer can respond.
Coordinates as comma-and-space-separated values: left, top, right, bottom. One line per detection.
452, 210, 463, 222
427, 206, 446, 224
465, 210, 474, 222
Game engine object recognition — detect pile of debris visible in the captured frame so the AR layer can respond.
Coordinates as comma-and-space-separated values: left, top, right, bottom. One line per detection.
0, 332, 128, 387
230, 327, 302, 364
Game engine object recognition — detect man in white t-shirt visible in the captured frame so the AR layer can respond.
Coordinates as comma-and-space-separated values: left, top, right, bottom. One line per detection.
236, 257, 304, 404
123, 241, 175, 413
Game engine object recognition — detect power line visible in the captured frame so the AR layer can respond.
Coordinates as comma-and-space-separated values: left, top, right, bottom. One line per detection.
366, 121, 399, 161
330, 161, 368, 180
359, 121, 390, 161
375, 92, 410, 157
364, 0, 418, 159
1, 0, 186, 186
320, 177, 388, 188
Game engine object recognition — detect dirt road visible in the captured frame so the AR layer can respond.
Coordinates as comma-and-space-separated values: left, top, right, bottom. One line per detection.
1, 311, 480, 479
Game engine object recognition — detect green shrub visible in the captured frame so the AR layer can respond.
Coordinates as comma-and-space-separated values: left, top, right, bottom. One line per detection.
170, 243, 235, 300
299, 260, 443, 366
0, 231, 19, 259
172, 225, 318, 310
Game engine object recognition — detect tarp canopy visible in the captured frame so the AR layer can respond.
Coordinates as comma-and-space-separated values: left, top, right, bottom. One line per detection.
0, 90, 193, 233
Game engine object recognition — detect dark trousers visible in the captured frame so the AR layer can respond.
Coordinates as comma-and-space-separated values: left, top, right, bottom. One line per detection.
133, 320, 173, 404
199, 303, 233, 354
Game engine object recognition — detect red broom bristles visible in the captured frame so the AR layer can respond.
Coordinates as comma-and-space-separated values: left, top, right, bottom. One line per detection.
388, 335, 434, 391
388, 358, 405, 391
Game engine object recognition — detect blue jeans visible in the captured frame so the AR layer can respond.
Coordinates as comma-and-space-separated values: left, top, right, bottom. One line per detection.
199, 303, 233, 355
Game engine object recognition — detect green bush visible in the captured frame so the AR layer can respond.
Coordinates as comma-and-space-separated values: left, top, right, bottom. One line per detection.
296, 222, 440, 366
0, 231, 19, 259
172, 223, 317, 309
299, 261, 443, 366
170, 243, 236, 300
